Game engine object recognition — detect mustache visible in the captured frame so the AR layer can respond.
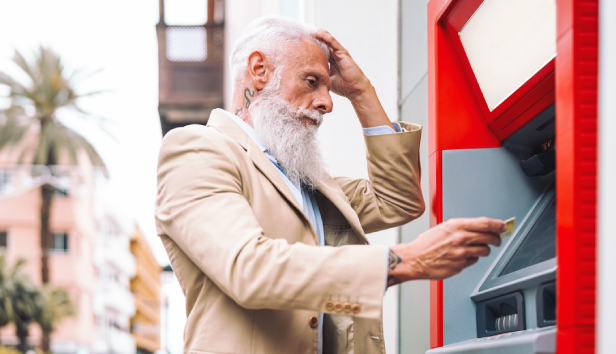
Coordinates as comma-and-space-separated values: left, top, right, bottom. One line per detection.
296, 108, 323, 127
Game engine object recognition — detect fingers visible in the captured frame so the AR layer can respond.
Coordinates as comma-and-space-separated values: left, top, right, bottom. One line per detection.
462, 231, 502, 247
448, 217, 506, 234
314, 29, 349, 55
463, 245, 491, 258
465, 257, 479, 267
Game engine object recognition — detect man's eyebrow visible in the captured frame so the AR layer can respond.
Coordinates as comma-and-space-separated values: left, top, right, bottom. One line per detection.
302, 69, 331, 90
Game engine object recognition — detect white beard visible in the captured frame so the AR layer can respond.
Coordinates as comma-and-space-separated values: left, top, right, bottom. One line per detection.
249, 88, 328, 190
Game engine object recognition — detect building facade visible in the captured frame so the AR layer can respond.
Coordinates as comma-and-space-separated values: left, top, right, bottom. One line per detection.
130, 227, 161, 354
0, 163, 141, 354
92, 208, 137, 354
0, 164, 99, 352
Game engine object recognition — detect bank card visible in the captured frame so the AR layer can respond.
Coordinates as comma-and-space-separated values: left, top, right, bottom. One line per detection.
500, 217, 516, 240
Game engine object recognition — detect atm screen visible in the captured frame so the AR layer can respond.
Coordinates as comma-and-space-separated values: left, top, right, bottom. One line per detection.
475, 182, 557, 295
499, 196, 556, 276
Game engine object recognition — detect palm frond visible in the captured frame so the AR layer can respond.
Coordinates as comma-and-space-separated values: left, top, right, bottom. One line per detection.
12, 50, 37, 85
0, 72, 30, 98
0, 46, 110, 177
0, 108, 31, 153
74, 133, 107, 168
31, 121, 53, 165
29, 120, 108, 172
9, 258, 27, 280
68, 106, 119, 143
54, 124, 79, 165
37, 284, 75, 332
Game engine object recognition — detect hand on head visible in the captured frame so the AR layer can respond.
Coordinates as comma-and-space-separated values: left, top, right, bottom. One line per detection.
387, 217, 506, 287
314, 30, 372, 100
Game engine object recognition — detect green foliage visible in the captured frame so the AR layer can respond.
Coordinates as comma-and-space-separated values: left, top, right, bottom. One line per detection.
0, 45, 108, 169
0, 345, 22, 354
36, 284, 75, 333
10, 277, 43, 325
0, 254, 74, 344
0, 106, 29, 158
0, 256, 14, 327
0, 46, 103, 121
0, 253, 42, 326
0, 254, 28, 328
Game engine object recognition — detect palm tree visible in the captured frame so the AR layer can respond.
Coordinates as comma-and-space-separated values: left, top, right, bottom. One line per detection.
35, 284, 75, 350
0, 253, 41, 351
0, 46, 107, 352
0, 254, 73, 353
11, 277, 43, 353
0, 253, 16, 342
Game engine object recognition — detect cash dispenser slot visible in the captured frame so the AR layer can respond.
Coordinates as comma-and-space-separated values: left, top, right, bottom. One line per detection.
519, 137, 555, 177
476, 292, 525, 338
537, 281, 556, 327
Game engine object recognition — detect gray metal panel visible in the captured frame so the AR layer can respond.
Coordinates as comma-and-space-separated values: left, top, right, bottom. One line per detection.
425, 327, 555, 354
524, 288, 539, 329
399, 51, 430, 354
441, 148, 549, 345
400, 0, 429, 101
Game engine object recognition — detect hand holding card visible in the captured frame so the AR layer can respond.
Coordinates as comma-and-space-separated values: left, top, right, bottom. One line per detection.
500, 217, 516, 239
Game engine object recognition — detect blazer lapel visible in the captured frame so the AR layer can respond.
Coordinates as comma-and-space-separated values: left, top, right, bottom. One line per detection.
207, 110, 367, 245
317, 178, 369, 244
245, 144, 306, 214
206, 111, 314, 237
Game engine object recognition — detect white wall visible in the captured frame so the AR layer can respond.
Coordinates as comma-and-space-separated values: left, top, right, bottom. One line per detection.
398, 1, 431, 353
305, 3, 400, 353
224, 1, 400, 353
597, 0, 616, 352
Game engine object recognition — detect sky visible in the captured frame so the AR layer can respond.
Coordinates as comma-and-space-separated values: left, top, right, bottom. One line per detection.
0, 0, 187, 352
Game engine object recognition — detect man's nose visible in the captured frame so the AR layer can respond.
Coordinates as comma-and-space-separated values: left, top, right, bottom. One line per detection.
313, 88, 333, 114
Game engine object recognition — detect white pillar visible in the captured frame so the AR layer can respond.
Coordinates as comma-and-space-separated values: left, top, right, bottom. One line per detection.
597, 0, 616, 352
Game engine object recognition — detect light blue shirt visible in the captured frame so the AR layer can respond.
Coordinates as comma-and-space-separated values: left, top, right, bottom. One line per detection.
220, 109, 401, 354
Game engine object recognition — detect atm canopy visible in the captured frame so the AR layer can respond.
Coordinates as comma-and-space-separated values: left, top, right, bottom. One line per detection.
432, 0, 557, 148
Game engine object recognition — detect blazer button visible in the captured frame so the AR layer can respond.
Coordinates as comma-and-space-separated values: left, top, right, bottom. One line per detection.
334, 302, 344, 312
309, 316, 318, 328
343, 303, 352, 313
325, 301, 335, 311
351, 304, 362, 314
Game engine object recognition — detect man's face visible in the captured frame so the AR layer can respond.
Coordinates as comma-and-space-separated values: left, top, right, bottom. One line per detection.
277, 38, 333, 125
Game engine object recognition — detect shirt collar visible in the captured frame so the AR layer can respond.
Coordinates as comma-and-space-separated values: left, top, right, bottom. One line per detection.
219, 109, 268, 153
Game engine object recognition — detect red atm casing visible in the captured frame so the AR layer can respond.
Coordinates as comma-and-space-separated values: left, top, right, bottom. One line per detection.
427, 0, 598, 352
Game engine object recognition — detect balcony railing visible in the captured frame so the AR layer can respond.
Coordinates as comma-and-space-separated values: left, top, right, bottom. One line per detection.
0, 164, 106, 198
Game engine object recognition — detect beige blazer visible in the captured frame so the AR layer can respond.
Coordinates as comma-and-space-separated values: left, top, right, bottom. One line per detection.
155, 110, 424, 354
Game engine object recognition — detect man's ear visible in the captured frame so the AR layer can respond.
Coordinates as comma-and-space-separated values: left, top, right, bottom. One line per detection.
247, 51, 271, 91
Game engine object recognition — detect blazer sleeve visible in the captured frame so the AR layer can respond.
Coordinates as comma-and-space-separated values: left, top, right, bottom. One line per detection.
335, 121, 425, 234
155, 126, 388, 319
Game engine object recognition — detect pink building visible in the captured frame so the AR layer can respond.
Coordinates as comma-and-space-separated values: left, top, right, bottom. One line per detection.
0, 164, 135, 354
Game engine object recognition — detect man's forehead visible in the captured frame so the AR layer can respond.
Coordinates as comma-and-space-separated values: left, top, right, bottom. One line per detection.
291, 39, 331, 83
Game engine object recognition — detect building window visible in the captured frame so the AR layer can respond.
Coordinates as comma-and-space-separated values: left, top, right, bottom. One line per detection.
0, 231, 7, 248
166, 27, 207, 62
52, 233, 69, 253
0, 172, 10, 194
54, 188, 69, 197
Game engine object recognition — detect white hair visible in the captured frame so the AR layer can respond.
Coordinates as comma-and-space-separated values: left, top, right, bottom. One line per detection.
230, 15, 331, 93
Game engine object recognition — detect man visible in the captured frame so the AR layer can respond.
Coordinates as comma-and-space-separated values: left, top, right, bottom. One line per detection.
155, 16, 505, 354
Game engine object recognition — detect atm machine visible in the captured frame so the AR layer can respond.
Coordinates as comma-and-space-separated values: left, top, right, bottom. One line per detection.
426, 0, 598, 353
